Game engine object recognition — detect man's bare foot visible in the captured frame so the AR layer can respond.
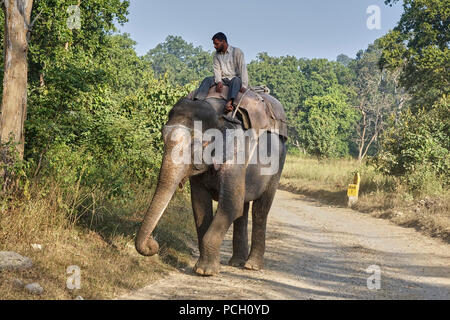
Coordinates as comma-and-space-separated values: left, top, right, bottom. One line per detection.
225, 100, 234, 113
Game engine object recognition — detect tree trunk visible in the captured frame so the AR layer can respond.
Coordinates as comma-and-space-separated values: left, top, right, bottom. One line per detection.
357, 111, 366, 162
1, 0, 34, 158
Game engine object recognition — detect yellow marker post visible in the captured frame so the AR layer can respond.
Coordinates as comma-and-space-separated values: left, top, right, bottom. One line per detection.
347, 172, 360, 207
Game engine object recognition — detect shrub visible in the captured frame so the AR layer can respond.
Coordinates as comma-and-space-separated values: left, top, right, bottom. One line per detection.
374, 96, 449, 193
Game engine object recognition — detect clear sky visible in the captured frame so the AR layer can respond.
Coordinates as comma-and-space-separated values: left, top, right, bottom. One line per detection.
118, 0, 404, 62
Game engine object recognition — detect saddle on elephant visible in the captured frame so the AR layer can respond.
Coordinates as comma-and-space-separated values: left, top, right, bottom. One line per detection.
186, 85, 288, 141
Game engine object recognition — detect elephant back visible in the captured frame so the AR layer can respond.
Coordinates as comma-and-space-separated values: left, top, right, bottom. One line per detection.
186, 85, 288, 141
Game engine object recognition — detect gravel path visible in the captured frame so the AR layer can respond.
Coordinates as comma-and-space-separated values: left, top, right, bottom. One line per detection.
120, 190, 450, 300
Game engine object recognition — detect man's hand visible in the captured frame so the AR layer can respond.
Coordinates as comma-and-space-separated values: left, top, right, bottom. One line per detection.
240, 87, 247, 93
225, 100, 234, 113
216, 81, 223, 93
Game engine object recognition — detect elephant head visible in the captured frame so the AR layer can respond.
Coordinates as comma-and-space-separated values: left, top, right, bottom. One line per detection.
135, 98, 222, 256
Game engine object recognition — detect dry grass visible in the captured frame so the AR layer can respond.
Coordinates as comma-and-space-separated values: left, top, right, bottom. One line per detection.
0, 181, 196, 300
280, 154, 450, 243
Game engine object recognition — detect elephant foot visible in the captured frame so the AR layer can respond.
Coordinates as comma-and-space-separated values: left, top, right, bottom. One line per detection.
194, 258, 220, 276
244, 257, 264, 271
228, 256, 247, 267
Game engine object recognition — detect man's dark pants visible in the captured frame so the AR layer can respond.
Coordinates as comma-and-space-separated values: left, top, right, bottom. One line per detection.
194, 76, 242, 102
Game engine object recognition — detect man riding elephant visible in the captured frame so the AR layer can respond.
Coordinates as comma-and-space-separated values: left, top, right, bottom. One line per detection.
134, 34, 288, 275
194, 32, 248, 113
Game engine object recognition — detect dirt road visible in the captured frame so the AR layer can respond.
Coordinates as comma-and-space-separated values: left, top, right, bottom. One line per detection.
121, 190, 450, 300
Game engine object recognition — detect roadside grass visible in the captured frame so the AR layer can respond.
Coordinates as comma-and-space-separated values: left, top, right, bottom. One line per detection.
280, 154, 450, 243
0, 180, 196, 300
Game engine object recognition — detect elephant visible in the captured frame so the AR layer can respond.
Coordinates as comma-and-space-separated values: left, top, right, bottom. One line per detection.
135, 96, 287, 276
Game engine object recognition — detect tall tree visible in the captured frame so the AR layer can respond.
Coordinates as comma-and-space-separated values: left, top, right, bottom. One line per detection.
299, 89, 359, 158
374, 0, 449, 189
1, 0, 34, 158
336, 54, 353, 67
0, 0, 129, 191
144, 35, 213, 86
380, 0, 449, 109
350, 43, 406, 161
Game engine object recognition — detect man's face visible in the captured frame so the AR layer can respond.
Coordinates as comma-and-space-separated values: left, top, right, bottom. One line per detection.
213, 39, 226, 53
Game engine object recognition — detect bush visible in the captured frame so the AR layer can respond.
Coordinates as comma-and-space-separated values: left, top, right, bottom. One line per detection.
25, 41, 194, 198
374, 96, 449, 193
299, 89, 359, 158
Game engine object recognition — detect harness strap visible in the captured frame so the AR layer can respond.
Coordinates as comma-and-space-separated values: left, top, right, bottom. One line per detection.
232, 88, 250, 118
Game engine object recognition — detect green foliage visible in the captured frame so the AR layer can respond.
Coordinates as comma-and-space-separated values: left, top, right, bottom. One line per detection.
336, 54, 353, 67
98, 34, 155, 99
26, 35, 192, 197
7, 3, 193, 199
0, 4, 194, 202
247, 53, 356, 155
0, 139, 32, 195
380, 0, 449, 109
144, 35, 213, 85
248, 53, 304, 111
23, 0, 129, 92
298, 90, 359, 158
372, 0, 450, 195
374, 96, 449, 193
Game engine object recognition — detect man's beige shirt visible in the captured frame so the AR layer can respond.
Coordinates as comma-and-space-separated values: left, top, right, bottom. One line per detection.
213, 45, 249, 88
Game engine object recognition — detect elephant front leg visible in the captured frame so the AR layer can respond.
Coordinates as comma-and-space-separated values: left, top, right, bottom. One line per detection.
194, 210, 233, 276
228, 202, 249, 267
194, 168, 246, 276
190, 176, 213, 253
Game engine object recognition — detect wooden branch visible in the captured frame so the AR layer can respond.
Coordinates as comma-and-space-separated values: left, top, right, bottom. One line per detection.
361, 132, 378, 160
24, 1, 40, 42
29, 10, 42, 29
358, 111, 367, 161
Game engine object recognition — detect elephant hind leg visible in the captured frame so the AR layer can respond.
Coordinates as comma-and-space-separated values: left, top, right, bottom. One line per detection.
245, 187, 277, 271
228, 202, 249, 267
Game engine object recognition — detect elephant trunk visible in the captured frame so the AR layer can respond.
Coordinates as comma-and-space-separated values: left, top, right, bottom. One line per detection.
135, 149, 189, 256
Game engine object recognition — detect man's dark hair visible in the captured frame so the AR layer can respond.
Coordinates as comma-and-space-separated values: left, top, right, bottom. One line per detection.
212, 32, 227, 43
